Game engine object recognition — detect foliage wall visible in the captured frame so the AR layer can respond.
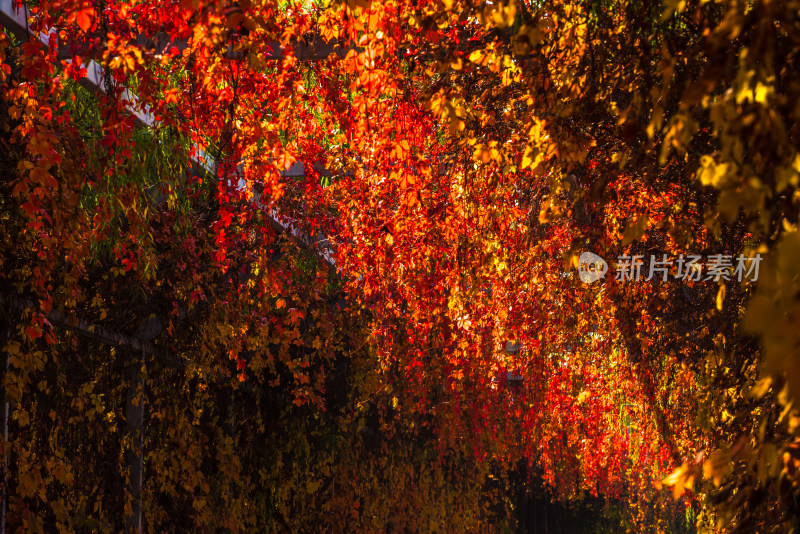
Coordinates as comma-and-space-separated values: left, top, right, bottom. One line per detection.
3, 0, 800, 531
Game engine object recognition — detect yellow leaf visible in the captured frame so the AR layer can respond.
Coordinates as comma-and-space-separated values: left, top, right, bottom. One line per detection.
491, 1, 517, 27
702, 449, 730, 487
750, 376, 772, 398
716, 283, 726, 311
514, 24, 542, 55
521, 144, 543, 171
468, 49, 486, 64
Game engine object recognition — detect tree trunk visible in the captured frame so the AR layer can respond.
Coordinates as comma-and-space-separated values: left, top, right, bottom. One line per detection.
125, 349, 145, 533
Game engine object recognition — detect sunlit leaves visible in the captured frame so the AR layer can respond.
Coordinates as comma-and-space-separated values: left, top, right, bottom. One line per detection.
663, 463, 695, 499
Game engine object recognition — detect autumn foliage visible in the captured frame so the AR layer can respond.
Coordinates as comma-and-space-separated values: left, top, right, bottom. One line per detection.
2, 0, 800, 531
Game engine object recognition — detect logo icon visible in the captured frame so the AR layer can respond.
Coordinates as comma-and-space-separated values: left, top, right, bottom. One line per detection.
578, 252, 608, 284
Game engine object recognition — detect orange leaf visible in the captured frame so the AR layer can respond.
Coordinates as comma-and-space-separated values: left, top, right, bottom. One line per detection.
405, 190, 419, 209
76, 9, 94, 33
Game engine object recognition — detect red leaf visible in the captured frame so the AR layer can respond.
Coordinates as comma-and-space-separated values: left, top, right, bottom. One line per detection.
25, 325, 42, 342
